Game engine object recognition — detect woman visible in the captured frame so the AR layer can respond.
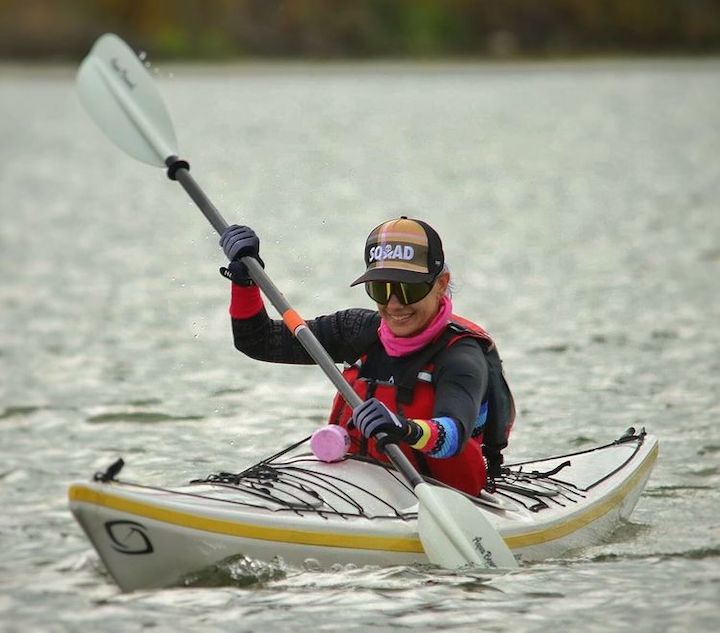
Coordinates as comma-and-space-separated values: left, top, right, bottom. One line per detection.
220, 217, 514, 495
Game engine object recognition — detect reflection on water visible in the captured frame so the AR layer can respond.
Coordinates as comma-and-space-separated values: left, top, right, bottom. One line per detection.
1, 58, 719, 631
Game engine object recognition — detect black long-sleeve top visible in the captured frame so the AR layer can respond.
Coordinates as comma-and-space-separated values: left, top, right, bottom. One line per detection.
231, 306, 489, 453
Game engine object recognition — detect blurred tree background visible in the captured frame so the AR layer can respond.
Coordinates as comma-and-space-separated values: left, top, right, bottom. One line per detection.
0, 0, 719, 60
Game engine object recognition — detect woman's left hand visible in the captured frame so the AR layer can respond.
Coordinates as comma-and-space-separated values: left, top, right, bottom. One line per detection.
351, 398, 412, 442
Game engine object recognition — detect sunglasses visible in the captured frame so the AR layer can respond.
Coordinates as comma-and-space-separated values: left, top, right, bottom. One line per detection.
365, 280, 434, 305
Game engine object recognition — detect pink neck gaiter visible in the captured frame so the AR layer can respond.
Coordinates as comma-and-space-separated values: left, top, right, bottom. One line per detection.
378, 296, 453, 357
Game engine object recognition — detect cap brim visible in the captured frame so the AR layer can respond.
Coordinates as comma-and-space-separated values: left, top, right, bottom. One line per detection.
350, 267, 437, 286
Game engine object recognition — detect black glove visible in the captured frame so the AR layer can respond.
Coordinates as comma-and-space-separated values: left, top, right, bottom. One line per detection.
220, 259, 256, 287
350, 398, 420, 451
219, 224, 264, 286
220, 224, 262, 261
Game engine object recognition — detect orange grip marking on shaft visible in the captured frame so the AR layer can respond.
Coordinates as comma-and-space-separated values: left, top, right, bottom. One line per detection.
282, 309, 307, 335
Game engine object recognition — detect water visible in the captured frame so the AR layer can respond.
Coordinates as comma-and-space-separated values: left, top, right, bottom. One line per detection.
1, 58, 719, 632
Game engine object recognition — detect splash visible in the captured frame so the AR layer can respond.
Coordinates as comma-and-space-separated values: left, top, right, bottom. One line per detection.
181, 554, 288, 588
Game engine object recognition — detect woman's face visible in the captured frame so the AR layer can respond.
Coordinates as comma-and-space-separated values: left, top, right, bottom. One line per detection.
377, 272, 450, 337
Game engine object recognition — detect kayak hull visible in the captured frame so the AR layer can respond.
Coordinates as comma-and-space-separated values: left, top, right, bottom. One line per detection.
69, 430, 658, 591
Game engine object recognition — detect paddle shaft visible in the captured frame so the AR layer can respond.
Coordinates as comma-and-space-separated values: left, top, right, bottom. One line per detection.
169, 158, 228, 235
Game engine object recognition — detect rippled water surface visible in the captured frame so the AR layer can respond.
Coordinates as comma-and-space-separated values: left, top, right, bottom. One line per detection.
1, 59, 719, 632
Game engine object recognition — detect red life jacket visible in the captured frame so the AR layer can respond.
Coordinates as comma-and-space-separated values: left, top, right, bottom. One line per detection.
327, 315, 515, 495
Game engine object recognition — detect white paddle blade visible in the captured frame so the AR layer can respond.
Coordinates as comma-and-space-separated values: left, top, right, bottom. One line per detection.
416, 483, 518, 569
76, 33, 177, 166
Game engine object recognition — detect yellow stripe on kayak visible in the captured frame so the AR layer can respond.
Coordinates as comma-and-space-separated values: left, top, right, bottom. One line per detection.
68, 440, 657, 555
503, 441, 659, 549
68, 484, 425, 553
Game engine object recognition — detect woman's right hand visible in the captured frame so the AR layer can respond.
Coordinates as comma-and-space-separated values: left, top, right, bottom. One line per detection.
219, 224, 261, 261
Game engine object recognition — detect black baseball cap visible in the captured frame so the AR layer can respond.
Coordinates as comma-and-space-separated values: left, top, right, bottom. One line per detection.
350, 217, 445, 286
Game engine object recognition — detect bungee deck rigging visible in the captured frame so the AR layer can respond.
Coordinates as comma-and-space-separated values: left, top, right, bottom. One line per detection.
89, 428, 649, 521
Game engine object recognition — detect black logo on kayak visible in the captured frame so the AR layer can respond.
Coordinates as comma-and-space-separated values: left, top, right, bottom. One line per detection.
105, 520, 154, 555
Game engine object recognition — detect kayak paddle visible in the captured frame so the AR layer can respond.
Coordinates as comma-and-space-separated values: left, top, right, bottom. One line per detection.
76, 33, 518, 570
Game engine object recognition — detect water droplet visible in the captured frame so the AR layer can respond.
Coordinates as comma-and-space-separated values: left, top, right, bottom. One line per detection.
138, 51, 147, 61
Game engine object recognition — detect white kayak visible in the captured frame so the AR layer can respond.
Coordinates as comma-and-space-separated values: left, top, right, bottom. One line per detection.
69, 428, 658, 591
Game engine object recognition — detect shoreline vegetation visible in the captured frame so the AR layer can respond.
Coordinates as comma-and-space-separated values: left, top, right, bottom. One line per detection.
1, 0, 719, 61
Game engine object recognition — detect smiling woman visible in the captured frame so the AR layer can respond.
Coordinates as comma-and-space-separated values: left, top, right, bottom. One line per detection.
222, 217, 516, 497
